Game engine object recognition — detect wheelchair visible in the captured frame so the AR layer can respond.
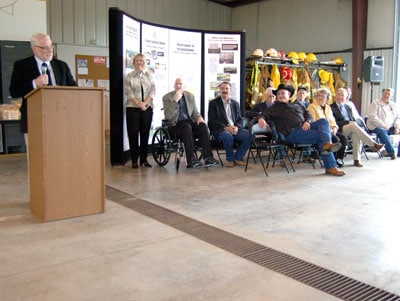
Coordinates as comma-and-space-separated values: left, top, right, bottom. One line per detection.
152, 120, 200, 171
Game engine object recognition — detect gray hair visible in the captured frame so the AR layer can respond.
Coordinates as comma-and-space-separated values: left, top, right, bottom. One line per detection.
382, 88, 394, 94
30, 33, 50, 47
316, 87, 331, 101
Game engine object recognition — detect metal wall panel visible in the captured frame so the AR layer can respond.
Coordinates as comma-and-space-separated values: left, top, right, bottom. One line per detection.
48, 0, 63, 44
314, 50, 394, 117
62, 0, 74, 44
74, 0, 86, 45
361, 49, 394, 116
84, 0, 97, 45
48, 0, 231, 47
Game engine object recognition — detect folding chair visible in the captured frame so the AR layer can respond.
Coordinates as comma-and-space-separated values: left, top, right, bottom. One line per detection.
286, 143, 322, 169
245, 123, 294, 176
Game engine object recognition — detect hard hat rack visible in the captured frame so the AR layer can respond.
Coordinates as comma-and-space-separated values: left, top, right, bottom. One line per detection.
244, 56, 347, 110
246, 56, 346, 70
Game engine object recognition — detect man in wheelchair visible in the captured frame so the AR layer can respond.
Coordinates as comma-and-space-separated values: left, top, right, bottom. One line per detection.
163, 78, 219, 168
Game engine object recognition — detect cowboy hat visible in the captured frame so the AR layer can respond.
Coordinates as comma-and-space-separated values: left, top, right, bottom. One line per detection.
273, 83, 295, 97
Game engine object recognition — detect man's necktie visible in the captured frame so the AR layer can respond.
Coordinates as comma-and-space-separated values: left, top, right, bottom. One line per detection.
340, 104, 349, 121
42, 62, 53, 86
340, 104, 345, 115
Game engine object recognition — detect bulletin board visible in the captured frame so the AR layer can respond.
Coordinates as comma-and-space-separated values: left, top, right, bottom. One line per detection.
75, 55, 109, 90
75, 54, 110, 131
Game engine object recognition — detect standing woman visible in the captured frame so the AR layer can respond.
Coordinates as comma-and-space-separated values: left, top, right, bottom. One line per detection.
125, 53, 156, 168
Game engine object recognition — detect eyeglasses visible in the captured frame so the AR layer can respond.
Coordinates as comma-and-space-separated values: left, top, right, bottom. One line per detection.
34, 45, 54, 51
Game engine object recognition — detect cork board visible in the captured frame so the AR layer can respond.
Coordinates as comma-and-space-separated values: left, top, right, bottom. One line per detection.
75, 54, 110, 131
75, 55, 109, 90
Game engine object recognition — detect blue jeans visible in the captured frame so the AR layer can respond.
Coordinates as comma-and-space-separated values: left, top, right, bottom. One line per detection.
371, 126, 397, 155
217, 128, 251, 162
285, 119, 337, 169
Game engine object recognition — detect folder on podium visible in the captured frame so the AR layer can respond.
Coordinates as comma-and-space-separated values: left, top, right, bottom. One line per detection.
26, 86, 105, 221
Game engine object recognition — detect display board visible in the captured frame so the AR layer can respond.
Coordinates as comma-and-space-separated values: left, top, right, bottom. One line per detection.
109, 7, 245, 165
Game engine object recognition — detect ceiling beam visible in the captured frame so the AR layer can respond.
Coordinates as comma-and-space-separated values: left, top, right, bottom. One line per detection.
208, 0, 265, 8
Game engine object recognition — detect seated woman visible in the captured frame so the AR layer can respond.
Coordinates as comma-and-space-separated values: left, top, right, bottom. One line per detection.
308, 87, 347, 167
331, 88, 384, 167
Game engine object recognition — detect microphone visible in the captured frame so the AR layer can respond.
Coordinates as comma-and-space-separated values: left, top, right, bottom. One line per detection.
41, 63, 47, 75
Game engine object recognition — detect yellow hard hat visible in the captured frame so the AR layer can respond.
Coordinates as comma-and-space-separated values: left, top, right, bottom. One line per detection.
287, 51, 299, 64
252, 48, 264, 57
305, 53, 318, 64
318, 69, 329, 83
265, 48, 279, 57
297, 52, 307, 61
333, 56, 344, 64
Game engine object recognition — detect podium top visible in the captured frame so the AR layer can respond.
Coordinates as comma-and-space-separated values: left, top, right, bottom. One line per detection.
25, 86, 105, 99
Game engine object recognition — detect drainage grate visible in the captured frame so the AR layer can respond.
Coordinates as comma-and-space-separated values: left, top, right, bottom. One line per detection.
106, 185, 400, 301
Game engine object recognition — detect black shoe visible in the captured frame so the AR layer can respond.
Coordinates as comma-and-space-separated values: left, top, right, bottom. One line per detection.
140, 160, 152, 168
132, 162, 138, 169
187, 158, 202, 168
336, 159, 344, 168
204, 158, 219, 167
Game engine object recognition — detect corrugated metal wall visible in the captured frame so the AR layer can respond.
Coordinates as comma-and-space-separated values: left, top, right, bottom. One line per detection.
317, 50, 394, 116
361, 49, 394, 116
47, 0, 232, 47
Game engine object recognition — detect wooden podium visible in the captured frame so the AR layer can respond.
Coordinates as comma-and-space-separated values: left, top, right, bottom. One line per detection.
26, 86, 105, 221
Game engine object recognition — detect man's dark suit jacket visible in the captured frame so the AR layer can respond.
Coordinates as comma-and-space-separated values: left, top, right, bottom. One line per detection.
208, 96, 244, 137
9, 56, 77, 133
331, 102, 356, 132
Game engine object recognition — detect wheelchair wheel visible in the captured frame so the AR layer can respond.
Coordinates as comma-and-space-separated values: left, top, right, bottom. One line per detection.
152, 127, 171, 166
175, 155, 180, 171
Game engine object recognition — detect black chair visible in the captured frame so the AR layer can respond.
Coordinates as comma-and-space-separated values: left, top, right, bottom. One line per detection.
273, 126, 322, 169
344, 137, 371, 160
245, 123, 294, 176
211, 133, 226, 166
285, 142, 321, 169
361, 117, 383, 158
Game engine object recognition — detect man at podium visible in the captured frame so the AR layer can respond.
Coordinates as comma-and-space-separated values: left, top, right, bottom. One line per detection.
9, 32, 77, 146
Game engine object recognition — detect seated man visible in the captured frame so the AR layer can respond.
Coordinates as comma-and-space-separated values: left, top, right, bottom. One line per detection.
245, 87, 276, 120
344, 87, 363, 120
367, 87, 400, 159
245, 86, 275, 135
163, 78, 219, 168
292, 86, 310, 109
331, 88, 384, 167
208, 81, 251, 167
257, 83, 345, 176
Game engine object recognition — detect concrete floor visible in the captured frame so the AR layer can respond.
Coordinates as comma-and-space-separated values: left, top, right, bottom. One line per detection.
1, 145, 400, 301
